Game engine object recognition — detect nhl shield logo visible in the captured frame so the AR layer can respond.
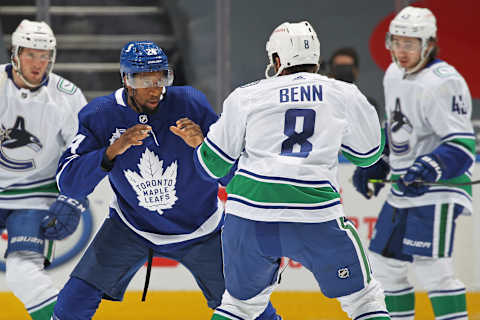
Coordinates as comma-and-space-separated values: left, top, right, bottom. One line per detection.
337, 267, 350, 279
139, 114, 148, 124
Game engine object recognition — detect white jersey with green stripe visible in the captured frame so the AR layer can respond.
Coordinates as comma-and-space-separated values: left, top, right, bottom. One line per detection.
383, 61, 475, 213
0, 64, 87, 210
197, 72, 383, 223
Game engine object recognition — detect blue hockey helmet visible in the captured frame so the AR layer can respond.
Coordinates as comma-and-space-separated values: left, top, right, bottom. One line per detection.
120, 41, 174, 88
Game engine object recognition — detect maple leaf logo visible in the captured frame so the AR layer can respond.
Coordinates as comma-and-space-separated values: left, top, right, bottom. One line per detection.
124, 148, 178, 215
109, 128, 126, 145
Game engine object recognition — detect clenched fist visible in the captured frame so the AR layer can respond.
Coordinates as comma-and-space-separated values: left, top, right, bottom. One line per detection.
106, 124, 151, 161
170, 118, 204, 148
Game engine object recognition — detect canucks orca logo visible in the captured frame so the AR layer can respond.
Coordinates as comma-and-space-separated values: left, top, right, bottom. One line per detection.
0, 116, 42, 171
388, 98, 413, 155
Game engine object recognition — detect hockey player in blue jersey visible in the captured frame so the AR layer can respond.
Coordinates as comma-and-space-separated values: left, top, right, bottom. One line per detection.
51, 41, 279, 320
172, 21, 390, 320
353, 7, 474, 320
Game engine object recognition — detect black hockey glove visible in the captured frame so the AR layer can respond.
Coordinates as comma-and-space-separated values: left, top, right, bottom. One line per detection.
352, 158, 390, 199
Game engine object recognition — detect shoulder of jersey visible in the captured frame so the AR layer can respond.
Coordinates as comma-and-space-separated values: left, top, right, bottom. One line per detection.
384, 62, 402, 78
425, 60, 460, 80
80, 93, 117, 118
50, 72, 79, 95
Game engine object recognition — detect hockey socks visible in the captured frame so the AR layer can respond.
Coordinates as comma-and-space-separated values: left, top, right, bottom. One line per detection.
384, 287, 415, 319
30, 299, 56, 320
429, 289, 468, 320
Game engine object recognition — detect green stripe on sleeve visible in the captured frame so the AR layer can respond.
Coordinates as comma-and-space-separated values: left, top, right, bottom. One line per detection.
342, 129, 385, 167
448, 138, 476, 156
198, 142, 234, 178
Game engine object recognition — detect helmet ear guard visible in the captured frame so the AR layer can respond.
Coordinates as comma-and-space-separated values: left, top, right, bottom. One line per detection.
265, 21, 320, 78
11, 19, 56, 88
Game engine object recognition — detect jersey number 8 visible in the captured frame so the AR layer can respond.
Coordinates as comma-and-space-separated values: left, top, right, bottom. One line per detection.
280, 108, 315, 158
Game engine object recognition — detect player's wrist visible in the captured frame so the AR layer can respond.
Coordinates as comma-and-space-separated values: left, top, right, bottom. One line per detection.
101, 149, 116, 172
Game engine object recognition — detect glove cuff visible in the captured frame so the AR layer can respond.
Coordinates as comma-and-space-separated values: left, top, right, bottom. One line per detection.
56, 195, 87, 213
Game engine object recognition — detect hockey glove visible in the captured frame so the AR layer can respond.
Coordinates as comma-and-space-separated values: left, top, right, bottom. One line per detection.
42, 195, 88, 240
352, 158, 390, 199
397, 154, 443, 197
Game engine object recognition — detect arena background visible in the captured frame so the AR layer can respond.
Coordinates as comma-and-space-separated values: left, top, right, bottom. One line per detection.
0, 0, 479, 319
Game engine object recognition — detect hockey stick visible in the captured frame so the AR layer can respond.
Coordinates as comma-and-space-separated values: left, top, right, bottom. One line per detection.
368, 178, 480, 187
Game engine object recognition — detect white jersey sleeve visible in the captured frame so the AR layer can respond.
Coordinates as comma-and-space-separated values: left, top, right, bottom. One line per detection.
207, 88, 247, 159
422, 68, 474, 156
340, 84, 384, 167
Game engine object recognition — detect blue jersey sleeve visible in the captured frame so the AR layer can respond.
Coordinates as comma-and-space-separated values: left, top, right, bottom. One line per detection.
56, 107, 109, 198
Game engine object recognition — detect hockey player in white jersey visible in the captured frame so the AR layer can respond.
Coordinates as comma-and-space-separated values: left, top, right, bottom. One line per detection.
0, 20, 88, 320
172, 21, 390, 320
353, 6, 474, 320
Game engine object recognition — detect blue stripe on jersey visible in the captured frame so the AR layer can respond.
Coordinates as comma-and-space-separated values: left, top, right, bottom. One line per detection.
237, 169, 338, 192
26, 294, 58, 312
5, 177, 56, 189
0, 194, 57, 201
441, 132, 475, 141
205, 137, 236, 163
391, 187, 471, 200
228, 195, 341, 210
340, 144, 380, 157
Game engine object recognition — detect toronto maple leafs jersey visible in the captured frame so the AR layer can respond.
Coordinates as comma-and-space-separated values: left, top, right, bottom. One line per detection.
0, 64, 87, 210
384, 60, 475, 212
194, 72, 383, 223
56, 87, 223, 246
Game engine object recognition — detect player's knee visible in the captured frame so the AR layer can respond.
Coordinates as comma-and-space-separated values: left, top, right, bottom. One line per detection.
414, 256, 464, 291
337, 279, 388, 319
54, 277, 103, 320
5, 251, 43, 295
369, 251, 410, 290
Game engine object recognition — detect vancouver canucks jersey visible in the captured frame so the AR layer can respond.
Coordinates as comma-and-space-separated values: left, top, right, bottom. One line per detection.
384, 60, 475, 213
56, 87, 223, 246
0, 64, 86, 210
195, 72, 383, 223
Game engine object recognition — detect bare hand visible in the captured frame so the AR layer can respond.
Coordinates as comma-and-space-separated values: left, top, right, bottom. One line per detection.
106, 124, 151, 160
170, 118, 204, 148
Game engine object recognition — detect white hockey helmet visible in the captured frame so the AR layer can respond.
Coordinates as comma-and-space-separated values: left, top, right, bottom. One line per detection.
11, 19, 57, 88
386, 6, 437, 74
265, 21, 320, 78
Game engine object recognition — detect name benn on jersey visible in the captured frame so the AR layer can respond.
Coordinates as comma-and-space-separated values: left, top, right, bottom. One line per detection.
280, 85, 322, 103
